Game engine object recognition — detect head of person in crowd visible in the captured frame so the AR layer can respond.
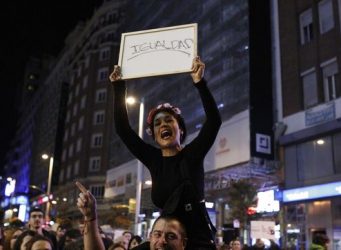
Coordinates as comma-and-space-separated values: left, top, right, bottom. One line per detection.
122, 231, 133, 248
10, 228, 24, 250
311, 233, 329, 249
63, 228, 82, 247
55, 225, 67, 242
128, 235, 143, 249
149, 215, 187, 250
146, 103, 187, 149
25, 234, 52, 250
28, 207, 44, 232
230, 239, 242, 250
13, 230, 37, 250
3, 227, 23, 250
253, 238, 265, 249
109, 242, 126, 250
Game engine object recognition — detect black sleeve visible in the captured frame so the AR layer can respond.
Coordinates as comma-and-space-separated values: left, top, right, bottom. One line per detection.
186, 78, 222, 157
113, 81, 157, 167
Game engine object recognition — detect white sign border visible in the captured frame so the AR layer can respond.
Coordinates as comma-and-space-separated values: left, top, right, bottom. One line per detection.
118, 23, 198, 80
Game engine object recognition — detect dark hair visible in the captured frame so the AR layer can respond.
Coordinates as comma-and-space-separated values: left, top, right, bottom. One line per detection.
65, 228, 82, 240
29, 207, 44, 217
151, 215, 187, 240
312, 233, 329, 246
127, 235, 143, 249
13, 230, 37, 250
25, 234, 53, 250
146, 103, 187, 143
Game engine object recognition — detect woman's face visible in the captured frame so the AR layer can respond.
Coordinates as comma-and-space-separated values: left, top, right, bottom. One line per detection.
153, 112, 182, 149
129, 239, 139, 249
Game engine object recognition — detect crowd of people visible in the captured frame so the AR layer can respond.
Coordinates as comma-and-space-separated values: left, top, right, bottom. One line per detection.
0, 56, 326, 250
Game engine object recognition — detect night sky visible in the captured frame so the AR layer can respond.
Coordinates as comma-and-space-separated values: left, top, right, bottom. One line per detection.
0, 1, 102, 167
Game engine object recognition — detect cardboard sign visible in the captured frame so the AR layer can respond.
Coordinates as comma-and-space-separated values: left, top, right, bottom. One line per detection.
118, 23, 197, 79
250, 221, 276, 240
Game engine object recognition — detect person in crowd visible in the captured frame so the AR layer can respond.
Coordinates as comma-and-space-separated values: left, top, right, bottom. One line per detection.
25, 234, 53, 250
110, 56, 221, 250
310, 233, 329, 250
122, 231, 133, 249
128, 235, 143, 249
76, 181, 105, 250
27, 207, 57, 250
55, 225, 66, 245
251, 239, 265, 250
268, 239, 280, 250
230, 239, 242, 250
13, 230, 37, 250
9, 228, 23, 250
109, 242, 126, 250
132, 215, 187, 250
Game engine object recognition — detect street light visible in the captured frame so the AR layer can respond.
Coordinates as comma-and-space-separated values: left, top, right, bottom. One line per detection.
126, 96, 144, 233
41, 154, 54, 222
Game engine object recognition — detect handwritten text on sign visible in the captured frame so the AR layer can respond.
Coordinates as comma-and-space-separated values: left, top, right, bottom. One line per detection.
118, 23, 197, 79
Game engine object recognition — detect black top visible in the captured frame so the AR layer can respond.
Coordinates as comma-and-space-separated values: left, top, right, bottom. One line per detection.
114, 78, 221, 209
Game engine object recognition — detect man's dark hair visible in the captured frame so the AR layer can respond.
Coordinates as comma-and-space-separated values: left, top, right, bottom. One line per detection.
29, 207, 44, 217
151, 215, 187, 240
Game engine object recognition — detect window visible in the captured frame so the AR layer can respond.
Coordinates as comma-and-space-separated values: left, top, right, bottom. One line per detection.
90, 185, 105, 198
67, 165, 72, 179
63, 129, 68, 142
74, 160, 80, 175
73, 104, 78, 117
65, 111, 71, 124
94, 111, 105, 125
89, 156, 101, 172
71, 123, 76, 136
82, 75, 88, 89
333, 132, 341, 173
76, 138, 82, 152
67, 94, 72, 106
302, 69, 318, 109
80, 95, 87, 109
322, 59, 339, 101
78, 116, 84, 131
59, 169, 64, 183
97, 68, 109, 82
75, 84, 80, 97
126, 173, 132, 184
68, 143, 74, 157
300, 8, 313, 44
318, 0, 334, 34
100, 47, 111, 61
92, 133, 103, 147
62, 149, 67, 162
96, 89, 107, 103
84, 56, 90, 68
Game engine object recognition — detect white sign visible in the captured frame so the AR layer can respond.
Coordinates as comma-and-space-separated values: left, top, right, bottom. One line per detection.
250, 221, 276, 240
256, 133, 271, 154
118, 23, 197, 79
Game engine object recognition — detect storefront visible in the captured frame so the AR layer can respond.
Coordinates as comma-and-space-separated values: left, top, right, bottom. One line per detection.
282, 181, 341, 250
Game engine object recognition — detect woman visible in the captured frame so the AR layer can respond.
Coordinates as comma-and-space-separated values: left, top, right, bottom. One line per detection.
127, 235, 142, 249
25, 235, 52, 250
110, 56, 221, 249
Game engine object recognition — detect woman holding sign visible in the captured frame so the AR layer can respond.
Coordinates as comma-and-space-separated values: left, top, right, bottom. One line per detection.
110, 56, 221, 250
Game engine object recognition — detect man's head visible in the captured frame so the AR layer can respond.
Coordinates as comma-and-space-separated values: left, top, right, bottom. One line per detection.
149, 216, 187, 250
29, 207, 44, 231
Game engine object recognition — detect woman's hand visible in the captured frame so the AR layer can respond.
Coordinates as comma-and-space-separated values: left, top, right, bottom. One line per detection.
109, 65, 122, 83
76, 181, 97, 221
190, 56, 205, 84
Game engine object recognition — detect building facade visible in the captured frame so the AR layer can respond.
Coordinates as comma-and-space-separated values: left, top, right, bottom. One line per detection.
274, 0, 341, 249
